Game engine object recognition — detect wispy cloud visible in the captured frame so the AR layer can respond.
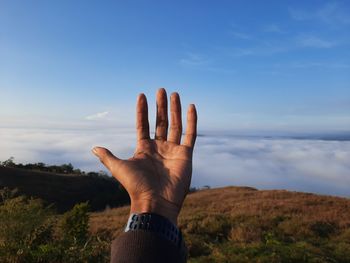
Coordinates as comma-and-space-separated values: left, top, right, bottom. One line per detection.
226, 42, 291, 57
227, 48, 255, 57
229, 24, 283, 40
85, 111, 109, 121
225, 34, 337, 58
262, 24, 284, 33
290, 61, 350, 69
179, 52, 236, 73
296, 35, 337, 48
289, 2, 350, 25
230, 31, 253, 40
179, 53, 208, 67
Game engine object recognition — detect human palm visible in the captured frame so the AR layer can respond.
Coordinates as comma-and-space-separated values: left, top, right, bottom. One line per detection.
93, 89, 197, 224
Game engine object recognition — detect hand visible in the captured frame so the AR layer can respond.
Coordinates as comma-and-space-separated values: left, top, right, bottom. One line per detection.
92, 88, 197, 224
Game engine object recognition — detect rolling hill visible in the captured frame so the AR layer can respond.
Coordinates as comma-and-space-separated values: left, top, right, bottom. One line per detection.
0, 166, 129, 212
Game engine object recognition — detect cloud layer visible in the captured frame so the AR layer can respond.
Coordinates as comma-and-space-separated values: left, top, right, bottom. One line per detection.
1, 127, 349, 197
193, 135, 350, 197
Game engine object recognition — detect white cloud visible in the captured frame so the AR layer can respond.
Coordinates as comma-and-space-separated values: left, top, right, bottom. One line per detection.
230, 31, 253, 40
85, 111, 109, 120
297, 35, 336, 48
289, 3, 350, 25
192, 136, 350, 197
179, 53, 208, 67
290, 61, 350, 69
262, 24, 284, 33
1, 127, 350, 197
179, 52, 236, 73
0, 127, 136, 172
228, 48, 256, 57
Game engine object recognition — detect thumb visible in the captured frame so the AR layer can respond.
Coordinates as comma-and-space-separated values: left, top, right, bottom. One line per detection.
92, 146, 121, 172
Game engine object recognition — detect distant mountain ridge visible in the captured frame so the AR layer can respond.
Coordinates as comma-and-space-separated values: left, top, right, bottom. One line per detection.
202, 131, 350, 141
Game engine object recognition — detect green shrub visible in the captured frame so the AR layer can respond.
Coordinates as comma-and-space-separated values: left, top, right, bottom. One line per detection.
199, 214, 232, 241
185, 234, 212, 257
310, 221, 338, 238
0, 193, 110, 263
0, 195, 55, 262
60, 202, 90, 245
333, 242, 350, 263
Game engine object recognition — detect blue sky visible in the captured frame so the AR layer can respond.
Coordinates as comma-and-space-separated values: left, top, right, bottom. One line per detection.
1, 0, 349, 132
1, 1, 350, 196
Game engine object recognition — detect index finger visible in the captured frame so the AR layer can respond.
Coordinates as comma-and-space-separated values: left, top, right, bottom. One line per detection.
183, 104, 197, 148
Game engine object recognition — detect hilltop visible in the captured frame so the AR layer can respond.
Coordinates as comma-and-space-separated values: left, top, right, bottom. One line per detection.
0, 166, 129, 212
90, 186, 350, 262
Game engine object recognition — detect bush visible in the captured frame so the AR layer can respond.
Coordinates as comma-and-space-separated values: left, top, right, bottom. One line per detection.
310, 221, 338, 238
0, 195, 55, 262
0, 192, 110, 263
60, 202, 90, 245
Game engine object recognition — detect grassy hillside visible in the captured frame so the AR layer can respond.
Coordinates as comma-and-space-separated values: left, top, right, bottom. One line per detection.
90, 186, 350, 262
0, 166, 129, 212
1, 165, 349, 262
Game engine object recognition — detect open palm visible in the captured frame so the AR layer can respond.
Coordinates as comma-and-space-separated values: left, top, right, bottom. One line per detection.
93, 89, 197, 223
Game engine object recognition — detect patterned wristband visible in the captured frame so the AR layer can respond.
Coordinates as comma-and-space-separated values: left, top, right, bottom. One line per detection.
125, 213, 187, 261
125, 213, 183, 248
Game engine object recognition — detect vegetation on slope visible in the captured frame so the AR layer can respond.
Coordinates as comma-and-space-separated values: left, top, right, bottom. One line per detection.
0, 188, 110, 262
0, 160, 129, 212
90, 186, 350, 263
1, 167, 350, 262
1, 157, 86, 175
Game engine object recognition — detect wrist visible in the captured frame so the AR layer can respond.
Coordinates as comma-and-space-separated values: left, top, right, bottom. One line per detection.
124, 212, 188, 260
130, 197, 180, 225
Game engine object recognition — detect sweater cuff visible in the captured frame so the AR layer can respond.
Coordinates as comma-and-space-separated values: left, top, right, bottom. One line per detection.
110, 230, 187, 263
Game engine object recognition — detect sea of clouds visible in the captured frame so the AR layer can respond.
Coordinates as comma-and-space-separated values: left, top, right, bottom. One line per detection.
1, 127, 349, 197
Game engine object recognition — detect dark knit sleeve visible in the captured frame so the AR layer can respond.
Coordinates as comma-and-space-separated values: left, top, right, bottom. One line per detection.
110, 230, 187, 263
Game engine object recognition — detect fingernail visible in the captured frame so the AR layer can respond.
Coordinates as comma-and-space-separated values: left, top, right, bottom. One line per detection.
92, 147, 98, 155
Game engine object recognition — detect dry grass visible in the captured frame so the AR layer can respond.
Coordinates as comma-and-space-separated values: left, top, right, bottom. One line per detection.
90, 186, 350, 234
89, 186, 350, 262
